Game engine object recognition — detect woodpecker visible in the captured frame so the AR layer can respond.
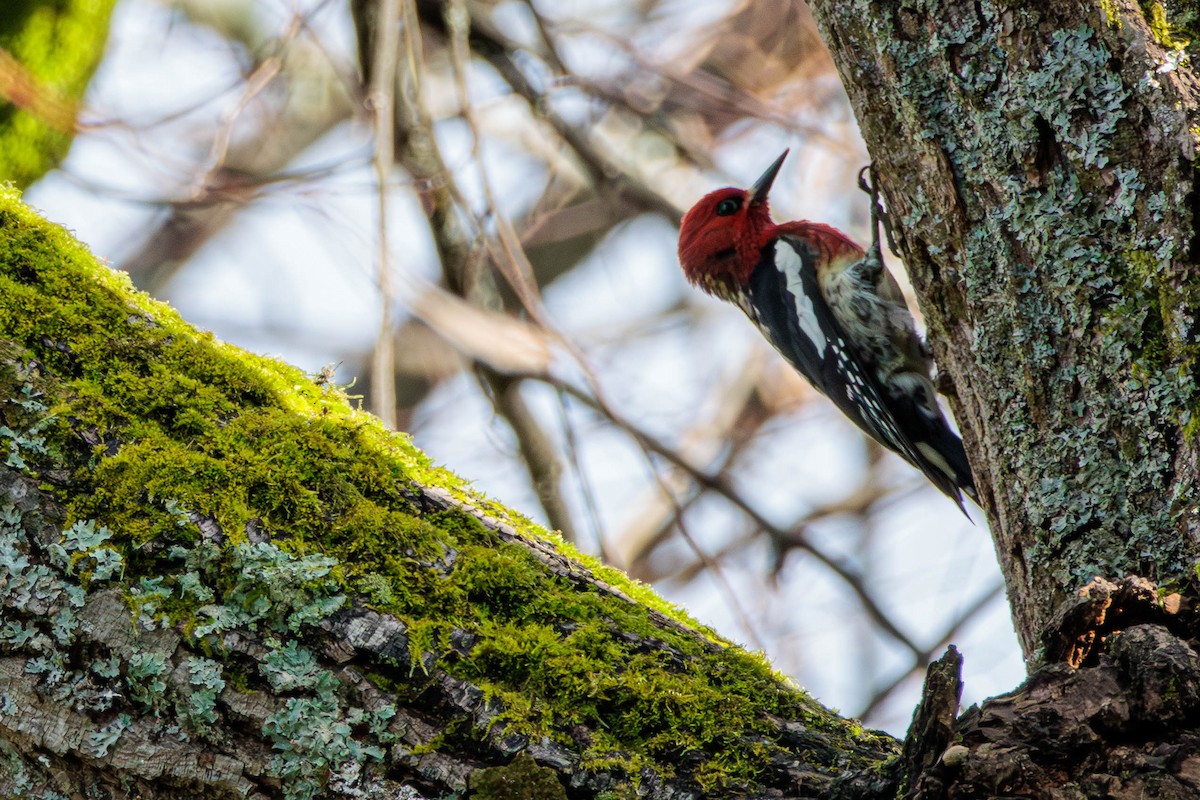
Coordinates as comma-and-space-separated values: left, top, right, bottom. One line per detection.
677, 151, 976, 510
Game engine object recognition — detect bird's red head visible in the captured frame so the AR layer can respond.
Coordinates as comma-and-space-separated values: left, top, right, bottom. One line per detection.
677, 150, 787, 295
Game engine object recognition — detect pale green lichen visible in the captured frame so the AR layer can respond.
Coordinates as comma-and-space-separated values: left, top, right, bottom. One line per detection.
84, 712, 131, 758
263, 693, 387, 800
184, 655, 225, 729
0, 738, 63, 800
0, 382, 51, 468
127, 651, 170, 709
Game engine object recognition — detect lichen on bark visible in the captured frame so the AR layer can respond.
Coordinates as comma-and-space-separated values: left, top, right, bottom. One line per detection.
810, 0, 1200, 656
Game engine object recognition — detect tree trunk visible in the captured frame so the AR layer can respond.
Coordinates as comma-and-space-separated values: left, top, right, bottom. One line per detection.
810, 0, 1200, 656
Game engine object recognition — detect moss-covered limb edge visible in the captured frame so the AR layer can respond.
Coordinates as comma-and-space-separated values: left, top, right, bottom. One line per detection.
0, 189, 897, 798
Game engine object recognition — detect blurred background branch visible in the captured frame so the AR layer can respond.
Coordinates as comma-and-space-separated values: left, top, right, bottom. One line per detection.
21, 0, 1019, 730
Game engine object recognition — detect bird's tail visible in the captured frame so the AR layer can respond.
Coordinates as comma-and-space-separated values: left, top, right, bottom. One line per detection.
911, 417, 977, 517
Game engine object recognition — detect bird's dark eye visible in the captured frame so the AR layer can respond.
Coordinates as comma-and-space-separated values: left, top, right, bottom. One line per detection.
715, 197, 742, 216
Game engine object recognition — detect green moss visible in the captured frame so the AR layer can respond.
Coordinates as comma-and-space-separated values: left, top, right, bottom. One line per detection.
1116, 245, 1200, 449
1142, 1, 1194, 48
471, 753, 567, 800
1184, 412, 1200, 441
1100, 0, 1124, 28
0, 0, 118, 187
0, 187, 887, 795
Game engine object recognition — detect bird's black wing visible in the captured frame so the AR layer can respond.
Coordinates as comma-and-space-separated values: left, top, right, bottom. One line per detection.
745, 237, 972, 508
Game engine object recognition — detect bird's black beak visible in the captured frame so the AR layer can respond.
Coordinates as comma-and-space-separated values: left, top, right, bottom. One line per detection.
749, 149, 788, 205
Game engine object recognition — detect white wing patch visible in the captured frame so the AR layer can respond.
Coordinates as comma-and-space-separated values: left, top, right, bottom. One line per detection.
773, 240, 827, 354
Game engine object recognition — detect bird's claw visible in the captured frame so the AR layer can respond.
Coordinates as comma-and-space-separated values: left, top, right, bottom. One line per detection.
857, 164, 874, 195
858, 163, 899, 256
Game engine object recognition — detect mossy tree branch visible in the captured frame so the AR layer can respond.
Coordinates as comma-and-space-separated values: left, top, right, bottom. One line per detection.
0, 190, 894, 798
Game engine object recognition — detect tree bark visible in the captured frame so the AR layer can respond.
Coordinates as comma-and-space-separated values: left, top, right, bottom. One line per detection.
809, 0, 1200, 656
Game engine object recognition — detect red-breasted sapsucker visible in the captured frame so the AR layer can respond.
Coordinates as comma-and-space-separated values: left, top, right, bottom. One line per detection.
677, 151, 976, 510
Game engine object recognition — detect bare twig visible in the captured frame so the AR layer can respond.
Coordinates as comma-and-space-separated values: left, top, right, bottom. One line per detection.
485, 50, 683, 223
385, 0, 579, 540
486, 373, 578, 541
672, 495, 769, 653
555, 387, 609, 560
612, 354, 767, 573
119, 7, 356, 289
368, 0, 402, 428
446, 0, 547, 322
0, 46, 79, 132
194, 55, 283, 196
